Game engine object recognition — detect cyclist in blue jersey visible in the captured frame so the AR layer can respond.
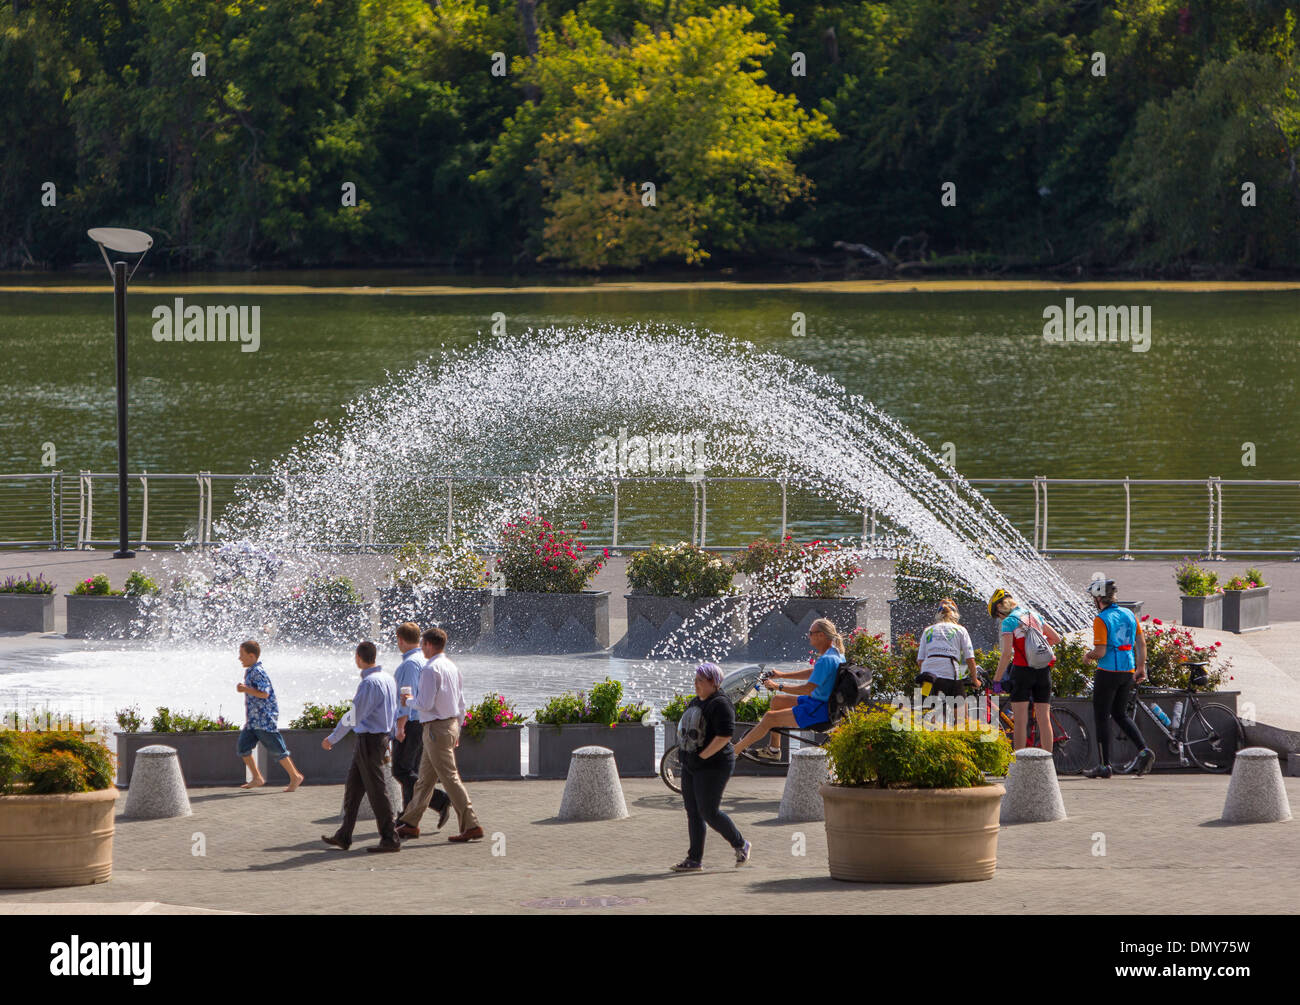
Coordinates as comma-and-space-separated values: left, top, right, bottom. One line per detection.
733, 618, 844, 760
1082, 578, 1154, 778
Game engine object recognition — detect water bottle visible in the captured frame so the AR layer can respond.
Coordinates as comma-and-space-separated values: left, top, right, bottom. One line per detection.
1170, 700, 1185, 730
1149, 702, 1171, 728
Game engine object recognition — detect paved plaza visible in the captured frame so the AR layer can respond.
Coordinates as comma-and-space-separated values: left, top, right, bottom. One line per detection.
0, 772, 1297, 915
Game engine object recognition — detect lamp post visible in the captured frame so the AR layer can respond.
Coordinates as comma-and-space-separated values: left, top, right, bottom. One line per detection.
87, 228, 152, 559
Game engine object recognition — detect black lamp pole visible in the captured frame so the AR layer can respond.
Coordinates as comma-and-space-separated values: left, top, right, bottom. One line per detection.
112, 259, 133, 559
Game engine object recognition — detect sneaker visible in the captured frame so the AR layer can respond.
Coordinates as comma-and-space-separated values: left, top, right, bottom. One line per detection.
1133, 748, 1156, 776
749, 746, 782, 762
670, 859, 703, 873
735, 840, 752, 867
1082, 764, 1113, 779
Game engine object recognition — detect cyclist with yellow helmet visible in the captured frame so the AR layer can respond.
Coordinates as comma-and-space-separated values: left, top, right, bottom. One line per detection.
988, 588, 1061, 751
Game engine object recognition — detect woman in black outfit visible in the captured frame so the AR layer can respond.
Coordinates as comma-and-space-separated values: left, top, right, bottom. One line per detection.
671, 662, 752, 872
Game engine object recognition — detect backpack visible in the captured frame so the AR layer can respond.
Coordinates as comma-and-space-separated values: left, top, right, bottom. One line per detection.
678, 703, 708, 753
827, 662, 874, 722
1019, 609, 1055, 669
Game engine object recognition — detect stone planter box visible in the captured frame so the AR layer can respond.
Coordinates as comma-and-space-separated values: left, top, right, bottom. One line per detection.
256, 729, 356, 785
1116, 600, 1143, 618
456, 725, 524, 780
493, 591, 610, 653
378, 586, 493, 648
747, 596, 868, 660
1222, 587, 1269, 634
526, 722, 654, 778
275, 599, 370, 645
663, 720, 789, 777
1043, 691, 1239, 772
0, 593, 55, 632
624, 594, 747, 659
66, 594, 156, 639
1180, 594, 1222, 630
116, 731, 246, 788
821, 782, 1004, 883
0, 787, 117, 888
889, 598, 998, 651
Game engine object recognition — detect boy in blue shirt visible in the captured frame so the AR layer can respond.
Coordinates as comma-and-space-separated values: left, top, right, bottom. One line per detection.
236, 640, 304, 791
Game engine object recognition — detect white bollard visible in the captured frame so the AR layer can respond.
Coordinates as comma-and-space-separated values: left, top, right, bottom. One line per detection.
1000, 747, 1067, 823
779, 747, 829, 822
558, 746, 628, 821
122, 745, 193, 819
1221, 747, 1292, 824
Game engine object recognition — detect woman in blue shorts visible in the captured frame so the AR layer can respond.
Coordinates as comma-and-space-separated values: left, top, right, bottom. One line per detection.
732, 618, 844, 760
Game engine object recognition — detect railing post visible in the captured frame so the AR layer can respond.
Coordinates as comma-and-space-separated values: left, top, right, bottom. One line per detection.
1214, 477, 1224, 561
195, 472, 207, 551
1033, 477, 1041, 551
1120, 477, 1133, 560
138, 472, 150, 550
692, 480, 699, 546
699, 477, 707, 549
1205, 478, 1215, 560
779, 478, 787, 540
1039, 476, 1048, 553
79, 471, 92, 549
49, 471, 59, 550
446, 479, 453, 541
611, 479, 620, 550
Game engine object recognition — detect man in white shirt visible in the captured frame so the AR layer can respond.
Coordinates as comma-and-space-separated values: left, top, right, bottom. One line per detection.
394, 626, 484, 843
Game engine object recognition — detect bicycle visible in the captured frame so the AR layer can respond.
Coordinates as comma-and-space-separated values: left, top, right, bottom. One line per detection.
1119, 661, 1241, 773
975, 670, 1091, 775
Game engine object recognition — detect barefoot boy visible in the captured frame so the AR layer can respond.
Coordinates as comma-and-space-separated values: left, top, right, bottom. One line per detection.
236, 640, 304, 791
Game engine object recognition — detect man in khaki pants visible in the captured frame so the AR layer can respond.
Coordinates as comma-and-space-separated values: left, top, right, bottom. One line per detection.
394, 627, 484, 843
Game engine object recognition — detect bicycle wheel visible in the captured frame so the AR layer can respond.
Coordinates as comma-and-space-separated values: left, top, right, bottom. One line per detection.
1048, 708, 1090, 775
1184, 703, 1241, 773
659, 744, 683, 794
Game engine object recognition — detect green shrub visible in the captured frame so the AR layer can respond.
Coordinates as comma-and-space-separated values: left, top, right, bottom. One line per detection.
1244, 568, 1266, 588
70, 574, 118, 596
0, 733, 114, 794
1174, 560, 1220, 597
660, 693, 691, 723
893, 551, 979, 605
392, 538, 488, 591
0, 573, 54, 595
289, 700, 353, 731
123, 570, 161, 597
733, 536, 859, 598
1142, 618, 1229, 691
149, 707, 239, 732
1050, 637, 1092, 698
825, 708, 1008, 789
627, 542, 735, 599
290, 576, 362, 605
497, 514, 604, 593
461, 693, 527, 739
534, 678, 638, 727
115, 705, 143, 733
734, 693, 771, 722
1224, 568, 1266, 590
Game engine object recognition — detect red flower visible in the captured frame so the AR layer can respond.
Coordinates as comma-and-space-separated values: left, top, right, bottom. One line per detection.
580, 520, 588, 530
1153, 618, 1163, 625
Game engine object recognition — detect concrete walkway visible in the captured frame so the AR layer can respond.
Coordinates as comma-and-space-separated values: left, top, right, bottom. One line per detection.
1, 774, 1297, 915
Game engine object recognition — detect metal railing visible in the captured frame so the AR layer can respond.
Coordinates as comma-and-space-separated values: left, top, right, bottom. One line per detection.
0, 471, 1295, 557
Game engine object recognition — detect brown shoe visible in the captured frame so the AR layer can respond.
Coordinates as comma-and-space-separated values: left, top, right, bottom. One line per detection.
395, 823, 420, 839
321, 833, 351, 851
448, 826, 484, 843
366, 842, 401, 854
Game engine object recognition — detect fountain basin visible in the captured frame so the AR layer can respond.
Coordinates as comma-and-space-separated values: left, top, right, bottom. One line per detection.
624, 594, 747, 658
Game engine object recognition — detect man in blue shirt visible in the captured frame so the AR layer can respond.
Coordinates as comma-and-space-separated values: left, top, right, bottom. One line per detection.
390, 622, 450, 828
321, 640, 402, 853
235, 640, 304, 791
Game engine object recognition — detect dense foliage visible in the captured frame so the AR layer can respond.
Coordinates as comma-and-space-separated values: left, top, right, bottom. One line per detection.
497, 514, 605, 593
534, 677, 649, 725
391, 539, 490, 591
733, 535, 859, 597
462, 692, 528, 738
0, 573, 55, 595
824, 708, 1011, 788
289, 700, 353, 731
627, 542, 735, 599
4, 1, 1296, 272
148, 707, 239, 732
0, 732, 115, 794
1175, 559, 1221, 596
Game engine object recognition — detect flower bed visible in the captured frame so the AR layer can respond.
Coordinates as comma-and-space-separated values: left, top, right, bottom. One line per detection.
65, 571, 161, 639
457, 695, 525, 779
528, 678, 653, 777
114, 706, 243, 787
1221, 568, 1269, 634
1175, 559, 1223, 628
0, 573, 56, 632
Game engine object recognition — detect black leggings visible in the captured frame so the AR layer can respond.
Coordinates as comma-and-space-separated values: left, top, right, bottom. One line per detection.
1092, 670, 1146, 765
681, 754, 745, 862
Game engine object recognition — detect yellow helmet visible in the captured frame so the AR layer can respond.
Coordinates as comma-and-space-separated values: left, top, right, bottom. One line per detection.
987, 588, 1010, 618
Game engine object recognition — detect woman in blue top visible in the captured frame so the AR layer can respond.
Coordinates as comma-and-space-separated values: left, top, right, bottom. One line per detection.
733, 618, 844, 761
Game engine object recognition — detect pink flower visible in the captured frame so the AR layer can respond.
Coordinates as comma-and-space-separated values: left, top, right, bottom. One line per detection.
1153, 618, 1163, 625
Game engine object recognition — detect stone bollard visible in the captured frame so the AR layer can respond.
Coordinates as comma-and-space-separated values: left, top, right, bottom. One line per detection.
1000, 747, 1066, 823
122, 745, 193, 820
558, 746, 628, 822
779, 747, 829, 823
1221, 747, 1292, 824
341, 754, 405, 822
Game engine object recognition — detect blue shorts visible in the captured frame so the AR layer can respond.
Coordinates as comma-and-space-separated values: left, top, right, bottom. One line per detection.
792, 696, 830, 728
237, 726, 290, 760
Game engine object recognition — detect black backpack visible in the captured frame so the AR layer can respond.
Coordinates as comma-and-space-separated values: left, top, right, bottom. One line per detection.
827, 662, 873, 723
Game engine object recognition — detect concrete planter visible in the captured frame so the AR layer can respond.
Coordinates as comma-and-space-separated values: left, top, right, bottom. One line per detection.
1222, 587, 1269, 634
889, 598, 998, 651
663, 720, 789, 777
0, 593, 55, 633
378, 586, 493, 648
747, 596, 868, 660
493, 591, 610, 653
456, 725, 524, 780
1116, 600, 1143, 618
0, 787, 117, 888
821, 782, 1004, 883
1046, 691, 1239, 771
275, 599, 370, 645
1180, 594, 1223, 630
624, 594, 747, 658
116, 731, 245, 788
256, 729, 355, 784
66, 594, 156, 639
526, 722, 654, 778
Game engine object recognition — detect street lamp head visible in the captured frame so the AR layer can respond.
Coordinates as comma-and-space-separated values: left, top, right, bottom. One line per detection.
88, 227, 152, 280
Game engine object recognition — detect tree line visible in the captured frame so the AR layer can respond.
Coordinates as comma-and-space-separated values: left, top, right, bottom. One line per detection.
2, 0, 1297, 273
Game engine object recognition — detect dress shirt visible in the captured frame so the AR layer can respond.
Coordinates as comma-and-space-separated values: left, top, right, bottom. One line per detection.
410, 653, 467, 722
327, 665, 397, 745
392, 648, 425, 726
